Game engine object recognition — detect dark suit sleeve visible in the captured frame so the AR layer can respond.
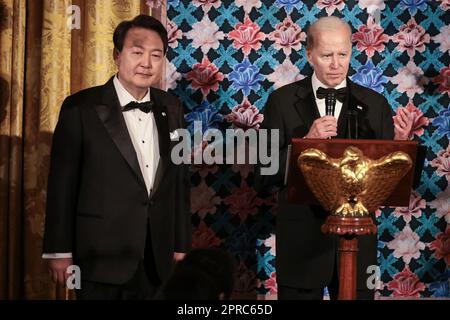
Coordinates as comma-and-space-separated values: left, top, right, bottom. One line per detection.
254, 92, 288, 193
379, 96, 395, 140
42, 97, 82, 254
173, 99, 191, 252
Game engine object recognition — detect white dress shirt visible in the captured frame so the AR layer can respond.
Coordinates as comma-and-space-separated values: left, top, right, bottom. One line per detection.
311, 72, 347, 119
43, 76, 159, 259
114, 76, 160, 196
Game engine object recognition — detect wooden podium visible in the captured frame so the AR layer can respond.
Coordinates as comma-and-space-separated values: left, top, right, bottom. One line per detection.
286, 139, 421, 300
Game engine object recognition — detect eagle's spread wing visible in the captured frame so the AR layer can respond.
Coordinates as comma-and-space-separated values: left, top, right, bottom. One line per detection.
297, 148, 342, 212
360, 151, 412, 211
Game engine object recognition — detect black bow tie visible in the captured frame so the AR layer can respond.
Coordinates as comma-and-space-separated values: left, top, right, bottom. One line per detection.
122, 101, 154, 113
316, 87, 347, 103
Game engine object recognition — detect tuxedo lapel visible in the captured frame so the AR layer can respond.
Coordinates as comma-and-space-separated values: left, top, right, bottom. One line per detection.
94, 77, 147, 190
149, 90, 171, 198
294, 78, 320, 137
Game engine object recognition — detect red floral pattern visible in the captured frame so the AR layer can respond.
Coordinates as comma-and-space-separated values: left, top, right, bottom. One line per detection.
167, 19, 182, 49
228, 16, 265, 56
438, 0, 450, 10
225, 98, 264, 130
387, 266, 426, 297
393, 191, 425, 223
191, 180, 221, 218
192, 221, 222, 249
186, 56, 224, 97
434, 66, 450, 96
192, 0, 221, 12
265, 272, 278, 296
392, 17, 430, 57
268, 16, 306, 55
430, 147, 450, 180
223, 180, 263, 221
316, 0, 346, 15
430, 227, 450, 265
352, 16, 389, 58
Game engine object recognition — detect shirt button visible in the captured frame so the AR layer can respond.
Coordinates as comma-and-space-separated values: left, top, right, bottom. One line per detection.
139, 118, 142, 121
146, 165, 149, 168
142, 140, 145, 144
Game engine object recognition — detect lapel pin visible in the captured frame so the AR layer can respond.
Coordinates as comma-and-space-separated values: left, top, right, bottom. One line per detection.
356, 105, 363, 110
162, 112, 166, 117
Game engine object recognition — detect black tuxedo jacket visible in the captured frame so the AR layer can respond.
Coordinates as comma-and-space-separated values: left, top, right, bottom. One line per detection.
256, 77, 394, 290
43, 77, 191, 285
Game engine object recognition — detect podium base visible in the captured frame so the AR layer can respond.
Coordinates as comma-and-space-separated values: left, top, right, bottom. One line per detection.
321, 215, 377, 235
321, 215, 377, 300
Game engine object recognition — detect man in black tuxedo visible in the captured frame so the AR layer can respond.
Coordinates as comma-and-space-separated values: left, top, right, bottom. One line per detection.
42, 15, 191, 299
256, 16, 413, 300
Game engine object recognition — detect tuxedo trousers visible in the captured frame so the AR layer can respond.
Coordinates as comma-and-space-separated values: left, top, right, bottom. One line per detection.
76, 219, 161, 300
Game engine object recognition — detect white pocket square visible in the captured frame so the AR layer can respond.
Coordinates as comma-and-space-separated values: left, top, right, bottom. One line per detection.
170, 130, 180, 140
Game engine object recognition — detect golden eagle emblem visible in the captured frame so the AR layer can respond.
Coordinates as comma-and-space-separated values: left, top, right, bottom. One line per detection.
297, 146, 412, 216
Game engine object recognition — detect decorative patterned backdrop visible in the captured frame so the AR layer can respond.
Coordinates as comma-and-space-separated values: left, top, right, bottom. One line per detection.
163, 0, 449, 298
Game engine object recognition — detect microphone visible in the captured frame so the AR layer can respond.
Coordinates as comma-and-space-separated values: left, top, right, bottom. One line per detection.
325, 93, 336, 117
317, 87, 346, 117
325, 93, 337, 140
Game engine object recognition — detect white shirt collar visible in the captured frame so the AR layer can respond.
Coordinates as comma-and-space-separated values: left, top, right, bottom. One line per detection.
311, 72, 347, 99
113, 75, 151, 107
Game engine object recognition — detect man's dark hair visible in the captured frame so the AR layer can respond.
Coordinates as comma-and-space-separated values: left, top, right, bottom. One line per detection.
113, 14, 168, 54
158, 248, 236, 300
183, 248, 236, 299
161, 267, 222, 300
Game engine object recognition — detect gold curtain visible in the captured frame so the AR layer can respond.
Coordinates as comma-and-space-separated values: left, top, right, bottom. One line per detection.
0, 0, 166, 299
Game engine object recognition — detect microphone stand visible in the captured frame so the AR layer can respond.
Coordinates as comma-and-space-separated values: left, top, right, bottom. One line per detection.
347, 108, 358, 140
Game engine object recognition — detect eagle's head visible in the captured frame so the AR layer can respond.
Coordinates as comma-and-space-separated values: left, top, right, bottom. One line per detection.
340, 147, 363, 168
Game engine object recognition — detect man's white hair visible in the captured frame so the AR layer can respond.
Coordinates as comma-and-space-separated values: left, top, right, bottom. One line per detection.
306, 16, 352, 50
